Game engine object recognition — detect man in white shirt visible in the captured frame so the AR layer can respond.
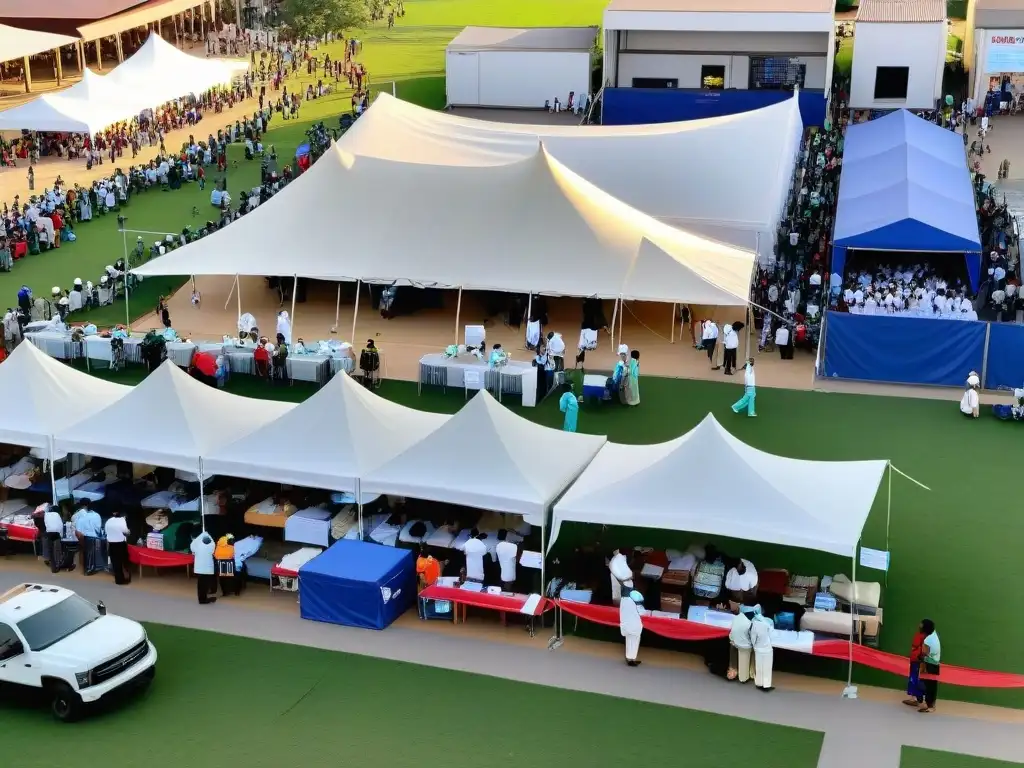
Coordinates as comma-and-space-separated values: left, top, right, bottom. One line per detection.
722, 323, 739, 375
608, 547, 634, 605
701, 320, 718, 368
960, 382, 980, 418
495, 529, 518, 591
462, 530, 487, 583
728, 609, 753, 683
105, 510, 131, 585
731, 358, 757, 417
775, 324, 792, 360
190, 532, 217, 604
619, 590, 646, 666
725, 559, 759, 601
43, 504, 65, 574
751, 612, 775, 691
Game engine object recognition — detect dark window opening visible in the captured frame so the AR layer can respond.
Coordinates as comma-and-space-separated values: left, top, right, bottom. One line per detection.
631, 77, 678, 89
749, 56, 806, 90
701, 65, 726, 90
874, 66, 909, 100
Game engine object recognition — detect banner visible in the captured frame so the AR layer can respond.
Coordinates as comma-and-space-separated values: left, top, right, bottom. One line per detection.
985, 31, 1024, 74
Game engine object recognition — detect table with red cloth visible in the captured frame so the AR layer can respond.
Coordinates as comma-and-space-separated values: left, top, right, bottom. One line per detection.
0, 522, 37, 543
419, 584, 553, 635
127, 544, 193, 577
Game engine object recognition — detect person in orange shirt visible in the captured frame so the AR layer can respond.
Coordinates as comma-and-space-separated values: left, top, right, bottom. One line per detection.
416, 544, 445, 619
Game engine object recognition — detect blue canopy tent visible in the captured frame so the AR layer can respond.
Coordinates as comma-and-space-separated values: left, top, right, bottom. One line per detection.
832, 110, 982, 290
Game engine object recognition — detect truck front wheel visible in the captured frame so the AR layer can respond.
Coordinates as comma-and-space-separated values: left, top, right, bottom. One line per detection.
48, 682, 82, 723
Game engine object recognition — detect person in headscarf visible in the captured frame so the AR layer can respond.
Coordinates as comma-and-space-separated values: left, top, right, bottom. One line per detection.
607, 547, 633, 605
2, 308, 20, 354
751, 607, 775, 692
559, 382, 578, 432
623, 349, 640, 406
728, 607, 754, 683
276, 310, 292, 344
190, 532, 217, 604
731, 358, 757, 417
488, 343, 507, 368
611, 344, 628, 400
620, 589, 646, 666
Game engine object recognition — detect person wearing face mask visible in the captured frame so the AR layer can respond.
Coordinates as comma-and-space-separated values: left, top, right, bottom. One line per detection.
190, 532, 218, 604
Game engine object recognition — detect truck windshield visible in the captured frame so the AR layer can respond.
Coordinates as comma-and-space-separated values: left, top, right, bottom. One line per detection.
17, 595, 100, 651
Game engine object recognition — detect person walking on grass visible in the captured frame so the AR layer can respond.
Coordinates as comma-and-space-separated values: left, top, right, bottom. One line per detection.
731, 358, 757, 417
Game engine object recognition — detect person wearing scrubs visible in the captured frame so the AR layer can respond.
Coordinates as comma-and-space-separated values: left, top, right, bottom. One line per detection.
559, 383, 579, 432
732, 358, 757, 417
728, 609, 753, 683
620, 590, 646, 666
608, 548, 633, 605
751, 610, 774, 691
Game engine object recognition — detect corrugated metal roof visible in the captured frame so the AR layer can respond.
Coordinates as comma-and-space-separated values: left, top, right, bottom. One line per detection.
448, 26, 598, 52
856, 0, 946, 22
605, 0, 832, 13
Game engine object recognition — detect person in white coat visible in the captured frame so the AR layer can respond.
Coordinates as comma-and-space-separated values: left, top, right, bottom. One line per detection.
608, 548, 633, 605
276, 310, 292, 345
728, 609, 754, 683
620, 590, 646, 666
190, 532, 217, 605
750, 612, 775, 691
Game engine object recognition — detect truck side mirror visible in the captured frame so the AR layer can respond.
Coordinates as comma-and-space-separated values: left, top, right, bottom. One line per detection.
97, 601, 107, 616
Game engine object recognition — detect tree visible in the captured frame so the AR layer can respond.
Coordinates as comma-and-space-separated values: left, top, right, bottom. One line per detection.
283, 0, 369, 40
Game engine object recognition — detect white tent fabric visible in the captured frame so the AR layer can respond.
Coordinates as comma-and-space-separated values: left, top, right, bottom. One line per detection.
0, 24, 76, 64
133, 143, 756, 305
53, 361, 294, 474
203, 371, 449, 491
0, 342, 130, 454
552, 414, 887, 557
335, 92, 804, 261
0, 70, 142, 136
105, 33, 247, 107
362, 390, 606, 523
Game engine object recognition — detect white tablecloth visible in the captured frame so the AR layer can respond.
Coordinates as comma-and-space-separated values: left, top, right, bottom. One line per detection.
26, 332, 80, 360
418, 354, 537, 406
83, 335, 144, 364
203, 344, 339, 384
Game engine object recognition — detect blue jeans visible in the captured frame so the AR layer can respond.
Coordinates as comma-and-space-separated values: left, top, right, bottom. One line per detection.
732, 388, 756, 416
907, 661, 923, 699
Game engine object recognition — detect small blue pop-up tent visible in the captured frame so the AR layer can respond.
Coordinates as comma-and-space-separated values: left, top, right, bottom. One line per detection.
299, 539, 415, 630
832, 110, 982, 289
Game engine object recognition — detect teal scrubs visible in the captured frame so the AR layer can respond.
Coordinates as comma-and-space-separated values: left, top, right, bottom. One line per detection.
559, 392, 579, 432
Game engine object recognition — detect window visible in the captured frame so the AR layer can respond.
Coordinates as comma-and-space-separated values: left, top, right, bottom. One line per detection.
701, 65, 726, 90
17, 595, 99, 651
631, 77, 678, 89
874, 66, 909, 100
749, 57, 806, 90
0, 623, 22, 661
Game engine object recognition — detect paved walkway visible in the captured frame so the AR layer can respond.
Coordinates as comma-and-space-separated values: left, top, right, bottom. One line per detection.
0, 566, 1017, 767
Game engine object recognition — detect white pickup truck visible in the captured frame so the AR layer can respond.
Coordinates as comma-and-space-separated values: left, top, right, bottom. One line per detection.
0, 583, 157, 721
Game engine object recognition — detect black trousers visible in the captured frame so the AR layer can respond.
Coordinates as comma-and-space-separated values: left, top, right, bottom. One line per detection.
922, 663, 940, 707
779, 343, 794, 360
197, 573, 217, 603
723, 348, 738, 373
46, 533, 62, 573
108, 541, 131, 584
704, 339, 716, 362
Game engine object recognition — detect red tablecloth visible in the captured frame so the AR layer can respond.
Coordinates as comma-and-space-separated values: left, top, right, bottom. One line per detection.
11, 241, 27, 260
1, 522, 37, 542
557, 599, 730, 641
127, 545, 193, 568
271, 564, 298, 578
420, 585, 554, 616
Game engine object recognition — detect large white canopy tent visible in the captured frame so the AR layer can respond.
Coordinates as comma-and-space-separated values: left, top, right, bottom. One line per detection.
363, 390, 605, 581
336, 92, 804, 262
54, 361, 293, 484
0, 69, 141, 136
551, 414, 888, 558
133, 142, 757, 306
0, 24, 76, 64
203, 371, 449, 505
0, 341, 130, 456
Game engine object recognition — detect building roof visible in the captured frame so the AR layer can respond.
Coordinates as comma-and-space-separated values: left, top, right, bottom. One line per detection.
448, 26, 597, 52
0, 0, 145, 35
605, 0, 832, 12
856, 0, 946, 22
973, 0, 1024, 10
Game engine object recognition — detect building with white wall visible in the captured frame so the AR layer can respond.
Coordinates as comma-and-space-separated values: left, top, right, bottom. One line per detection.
966, 0, 1024, 101
599, 0, 834, 124
849, 0, 947, 110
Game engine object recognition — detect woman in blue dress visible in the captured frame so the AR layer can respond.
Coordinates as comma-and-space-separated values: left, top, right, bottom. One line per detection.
559, 383, 579, 432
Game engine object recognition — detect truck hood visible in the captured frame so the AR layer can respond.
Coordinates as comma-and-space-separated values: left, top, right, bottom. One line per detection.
39, 615, 146, 667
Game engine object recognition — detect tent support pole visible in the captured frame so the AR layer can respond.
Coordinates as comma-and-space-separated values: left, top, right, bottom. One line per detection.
609, 297, 619, 352
525, 292, 532, 336
454, 286, 463, 344
122, 228, 131, 327
332, 283, 341, 333
846, 543, 858, 695
617, 296, 625, 345
223, 274, 237, 310
744, 305, 751, 362
236, 275, 242, 326
670, 303, 676, 343
350, 280, 360, 341
540, 519, 546, 601
885, 463, 892, 587
199, 459, 207, 533
48, 436, 58, 507
290, 275, 298, 339
356, 479, 363, 538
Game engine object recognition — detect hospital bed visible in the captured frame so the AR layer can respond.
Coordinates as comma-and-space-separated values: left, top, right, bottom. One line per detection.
286, 506, 332, 547
398, 519, 435, 545
244, 497, 297, 528
270, 546, 323, 594
357, 514, 396, 545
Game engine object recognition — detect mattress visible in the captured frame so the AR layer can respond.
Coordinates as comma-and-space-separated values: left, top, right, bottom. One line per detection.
71, 481, 108, 502
244, 497, 297, 528
366, 517, 400, 547
330, 507, 357, 540
0, 498, 31, 522
424, 526, 457, 549
141, 490, 197, 511
0, 457, 35, 483
286, 506, 332, 547
277, 546, 323, 574
829, 575, 881, 610
399, 519, 435, 544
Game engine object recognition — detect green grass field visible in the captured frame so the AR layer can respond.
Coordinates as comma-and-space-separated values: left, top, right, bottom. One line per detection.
1, 0, 1022, 713
0, 624, 826, 768
902, 748, 1022, 768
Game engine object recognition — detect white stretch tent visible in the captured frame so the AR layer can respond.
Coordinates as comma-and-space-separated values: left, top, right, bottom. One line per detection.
204, 371, 449, 491
362, 390, 606, 526
552, 414, 888, 557
133, 143, 756, 305
105, 33, 248, 107
0, 341, 130, 454
446, 26, 596, 109
0, 24, 76, 64
0, 70, 143, 136
337, 92, 804, 262
54, 361, 294, 474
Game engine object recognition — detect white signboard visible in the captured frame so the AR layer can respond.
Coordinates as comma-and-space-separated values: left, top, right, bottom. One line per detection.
985, 31, 1024, 74
859, 546, 890, 572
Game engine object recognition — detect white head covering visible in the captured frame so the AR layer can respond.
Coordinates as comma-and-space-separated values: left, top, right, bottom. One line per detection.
276, 310, 292, 344
616, 343, 629, 356
967, 371, 980, 388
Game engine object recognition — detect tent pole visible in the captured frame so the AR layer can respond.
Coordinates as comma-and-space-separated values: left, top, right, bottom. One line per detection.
236, 275, 242, 326
846, 544, 858, 693
540, 515, 546, 599
48, 436, 58, 507
744, 304, 751, 362
199, 459, 207, 533
356, 479, 363, 538
617, 295, 624, 346
224, 273, 237, 310
122, 228, 131, 327
333, 282, 341, 332
289, 275, 297, 339
350, 280, 360, 341
454, 286, 463, 344
885, 463, 892, 587
670, 303, 676, 343
609, 297, 619, 352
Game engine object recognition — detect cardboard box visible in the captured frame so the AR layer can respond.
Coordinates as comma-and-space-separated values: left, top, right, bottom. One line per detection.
662, 569, 690, 589
660, 593, 683, 615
